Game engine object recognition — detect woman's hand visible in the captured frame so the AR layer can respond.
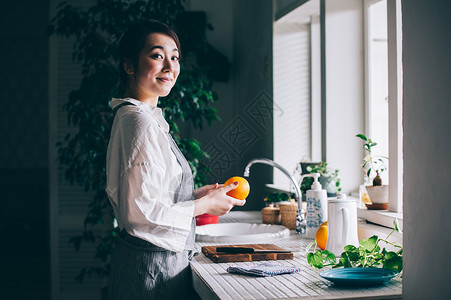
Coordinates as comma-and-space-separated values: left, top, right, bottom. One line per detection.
193, 182, 246, 217
194, 183, 222, 199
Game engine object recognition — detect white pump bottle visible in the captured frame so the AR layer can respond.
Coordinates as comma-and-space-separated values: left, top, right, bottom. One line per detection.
304, 173, 328, 238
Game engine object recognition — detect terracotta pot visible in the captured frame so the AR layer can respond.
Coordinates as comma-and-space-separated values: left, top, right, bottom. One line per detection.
366, 185, 389, 204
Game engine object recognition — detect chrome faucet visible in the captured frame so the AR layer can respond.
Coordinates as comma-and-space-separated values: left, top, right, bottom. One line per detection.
243, 158, 306, 234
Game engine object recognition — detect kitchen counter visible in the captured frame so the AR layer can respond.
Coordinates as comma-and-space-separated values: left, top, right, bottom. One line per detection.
191, 211, 402, 299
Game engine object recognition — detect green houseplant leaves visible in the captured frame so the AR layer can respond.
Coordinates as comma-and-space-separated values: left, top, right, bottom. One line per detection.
356, 133, 388, 186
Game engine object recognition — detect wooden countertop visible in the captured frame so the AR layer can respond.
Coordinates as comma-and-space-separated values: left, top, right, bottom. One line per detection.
191, 211, 402, 300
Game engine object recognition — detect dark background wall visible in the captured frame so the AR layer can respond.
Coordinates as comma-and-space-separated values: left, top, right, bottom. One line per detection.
0, 0, 50, 299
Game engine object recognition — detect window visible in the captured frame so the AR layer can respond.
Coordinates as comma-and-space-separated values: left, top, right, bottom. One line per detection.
365, 0, 389, 185
273, 0, 403, 225
364, 0, 403, 214
273, 0, 321, 190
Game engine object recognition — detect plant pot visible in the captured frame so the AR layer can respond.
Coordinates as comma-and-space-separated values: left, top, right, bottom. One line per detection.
366, 185, 389, 204
319, 176, 331, 190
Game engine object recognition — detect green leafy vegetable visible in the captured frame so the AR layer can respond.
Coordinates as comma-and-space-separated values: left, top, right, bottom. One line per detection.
306, 219, 403, 273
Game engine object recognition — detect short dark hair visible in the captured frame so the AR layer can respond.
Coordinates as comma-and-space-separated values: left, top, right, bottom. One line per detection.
118, 20, 181, 88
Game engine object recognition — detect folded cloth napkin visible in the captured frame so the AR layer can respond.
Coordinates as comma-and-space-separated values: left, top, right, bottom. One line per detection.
227, 262, 301, 277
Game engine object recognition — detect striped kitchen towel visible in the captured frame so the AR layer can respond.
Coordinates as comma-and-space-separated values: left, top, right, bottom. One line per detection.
227, 262, 301, 277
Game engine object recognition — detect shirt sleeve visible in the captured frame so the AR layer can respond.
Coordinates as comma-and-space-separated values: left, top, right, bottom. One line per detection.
117, 113, 195, 253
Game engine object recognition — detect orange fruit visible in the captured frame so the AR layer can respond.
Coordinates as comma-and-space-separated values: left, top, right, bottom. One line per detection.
224, 176, 250, 200
315, 221, 328, 250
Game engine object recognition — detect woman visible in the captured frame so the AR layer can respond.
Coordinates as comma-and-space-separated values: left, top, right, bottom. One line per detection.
105, 20, 245, 299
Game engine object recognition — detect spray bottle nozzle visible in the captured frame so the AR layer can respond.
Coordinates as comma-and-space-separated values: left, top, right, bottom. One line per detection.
311, 173, 322, 190
300, 172, 322, 190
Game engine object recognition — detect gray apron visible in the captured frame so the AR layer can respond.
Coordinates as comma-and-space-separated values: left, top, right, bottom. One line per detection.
108, 102, 199, 299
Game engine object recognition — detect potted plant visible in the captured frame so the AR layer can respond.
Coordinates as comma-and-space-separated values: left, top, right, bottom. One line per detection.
296, 161, 342, 198
356, 134, 389, 208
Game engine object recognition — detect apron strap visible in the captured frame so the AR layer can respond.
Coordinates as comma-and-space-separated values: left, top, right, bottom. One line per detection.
112, 101, 136, 116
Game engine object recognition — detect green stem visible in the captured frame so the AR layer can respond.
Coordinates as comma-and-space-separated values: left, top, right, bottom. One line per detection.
386, 228, 395, 240
379, 238, 402, 248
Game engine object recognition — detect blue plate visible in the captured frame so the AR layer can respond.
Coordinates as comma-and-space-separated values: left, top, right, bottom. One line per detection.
320, 268, 398, 286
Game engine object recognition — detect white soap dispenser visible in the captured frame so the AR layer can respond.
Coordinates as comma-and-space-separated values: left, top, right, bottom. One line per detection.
304, 173, 328, 238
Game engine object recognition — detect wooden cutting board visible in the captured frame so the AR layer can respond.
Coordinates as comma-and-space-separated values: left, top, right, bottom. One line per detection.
201, 244, 293, 263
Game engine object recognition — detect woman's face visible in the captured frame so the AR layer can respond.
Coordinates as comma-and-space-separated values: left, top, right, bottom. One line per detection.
126, 32, 180, 105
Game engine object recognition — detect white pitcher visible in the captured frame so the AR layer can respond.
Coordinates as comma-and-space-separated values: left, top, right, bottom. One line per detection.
325, 194, 359, 256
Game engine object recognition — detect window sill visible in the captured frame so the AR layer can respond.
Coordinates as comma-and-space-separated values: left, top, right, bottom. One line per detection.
357, 207, 403, 230
349, 195, 402, 230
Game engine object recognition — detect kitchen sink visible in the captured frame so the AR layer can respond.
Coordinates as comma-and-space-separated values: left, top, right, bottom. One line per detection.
195, 222, 290, 243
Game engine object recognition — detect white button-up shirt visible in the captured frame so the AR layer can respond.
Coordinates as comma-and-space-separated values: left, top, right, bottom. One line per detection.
106, 98, 195, 253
